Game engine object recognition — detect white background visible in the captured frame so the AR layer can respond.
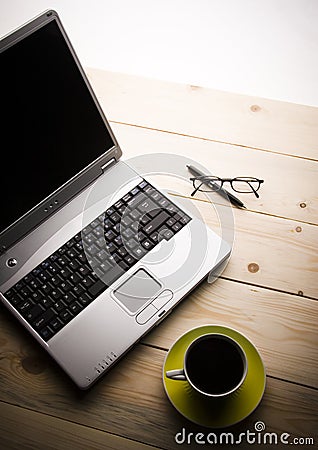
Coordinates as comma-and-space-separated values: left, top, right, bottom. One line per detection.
1, 0, 317, 106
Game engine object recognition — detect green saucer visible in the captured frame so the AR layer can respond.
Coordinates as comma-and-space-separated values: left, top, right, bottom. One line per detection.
163, 325, 266, 428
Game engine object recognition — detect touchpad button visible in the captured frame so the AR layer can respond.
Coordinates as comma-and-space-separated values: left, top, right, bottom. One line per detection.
113, 268, 162, 314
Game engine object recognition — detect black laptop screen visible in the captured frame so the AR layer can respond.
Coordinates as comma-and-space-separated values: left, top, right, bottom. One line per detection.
1, 19, 115, 235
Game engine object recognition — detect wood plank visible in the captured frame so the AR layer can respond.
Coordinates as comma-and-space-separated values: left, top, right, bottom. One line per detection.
142, 278, 318, 389
158, 190, 318, 299
110, 122, 318, 225
0, 402, 155, 450
0, 329, 316, 449
86, 68, 318, 161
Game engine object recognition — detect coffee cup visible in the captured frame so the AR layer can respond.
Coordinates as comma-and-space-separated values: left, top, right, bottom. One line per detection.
166, 333, 248, 398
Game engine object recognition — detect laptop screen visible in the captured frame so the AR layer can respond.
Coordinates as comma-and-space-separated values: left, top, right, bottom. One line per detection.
1, 18, 115, 236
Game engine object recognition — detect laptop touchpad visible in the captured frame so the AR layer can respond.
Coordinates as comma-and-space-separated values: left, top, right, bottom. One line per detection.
113, 268, 162, 314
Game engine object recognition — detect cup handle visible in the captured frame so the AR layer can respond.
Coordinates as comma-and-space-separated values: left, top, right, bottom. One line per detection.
165, 369, 186, 381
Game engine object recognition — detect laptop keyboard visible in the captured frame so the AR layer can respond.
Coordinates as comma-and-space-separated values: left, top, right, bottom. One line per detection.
3, 180, 191, 341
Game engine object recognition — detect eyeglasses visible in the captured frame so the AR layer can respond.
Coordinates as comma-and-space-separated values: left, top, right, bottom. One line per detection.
190, 176, 264, 198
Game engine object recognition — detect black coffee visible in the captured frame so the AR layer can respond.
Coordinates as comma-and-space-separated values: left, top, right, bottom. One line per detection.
185, 335, 245, 395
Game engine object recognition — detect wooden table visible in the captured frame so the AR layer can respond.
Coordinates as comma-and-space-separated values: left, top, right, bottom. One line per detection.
1, 69, 317, 449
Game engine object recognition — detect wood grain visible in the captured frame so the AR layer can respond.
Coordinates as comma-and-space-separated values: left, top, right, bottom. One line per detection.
110, 121, 318, 225
169, 191, 318, 299
86, 68, 318, 161
0, 325, 317, 449
0, 402, 155, 450
142, 278, 318, 389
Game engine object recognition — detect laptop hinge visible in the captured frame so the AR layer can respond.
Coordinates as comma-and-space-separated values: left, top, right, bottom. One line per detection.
101, 157, 116, 173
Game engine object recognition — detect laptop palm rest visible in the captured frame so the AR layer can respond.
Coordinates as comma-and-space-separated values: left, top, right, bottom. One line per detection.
113, 268, 162, 314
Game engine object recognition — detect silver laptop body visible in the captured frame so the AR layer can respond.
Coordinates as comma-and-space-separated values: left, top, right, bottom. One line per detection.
0, 10, 230, 388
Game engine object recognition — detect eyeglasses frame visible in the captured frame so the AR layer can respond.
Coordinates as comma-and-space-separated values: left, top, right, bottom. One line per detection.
190, 176, 264, 198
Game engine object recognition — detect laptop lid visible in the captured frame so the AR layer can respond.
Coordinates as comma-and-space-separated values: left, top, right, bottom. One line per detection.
0, 10, 122, 254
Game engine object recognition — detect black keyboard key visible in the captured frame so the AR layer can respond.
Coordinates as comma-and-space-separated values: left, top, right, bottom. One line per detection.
132, 246, 146, 259
19, 286, 32, 298
122, 228, 134, 239
158, 198, 169, 208
101, 264, 125, 287
47, 263, 59, 275
62, 292, 77, 304
60, 280, 73, 292
69, 273, 82, 284
57, 256, 70, 267
53, 300, 66, 312
50, 289, 62, 300
109, 253, 121, 264
148, 208, 160, 218
130, 187, 140, 196
125, 238, 138, 250
110, 212, 121, 224
33, 308, 55, 329
81, 277, 94, 289
60, 309, 74, 324
172, 222, 182, 232
73, 284, 85, 296
144, 185, 154, 194
40, 297, 53, 308
121, 215, 133, 227
8, 292, 23, 306
105, 242, 117, 254
78, 265, 91, 277
77, 252, 87, 263
163, 229, 174, 240
140, 214, 151, 225
138, 198, 157, 214
167, 217, 176, 227
66, 248, 77, 259
41, 283, 52, 294
118, 246, 127, 257
78, 293, 92, 306
25, 305, 44, 321
114, 235, 123, 246
18, 299, 34, 314
105, 230, 117, 241
15, 281, 25, 291
129, 209, 141, 220
179, 215, 191, 225
114, 200, 124, 209
86, 244, 99, 256
23, 274, 34, 284
138, 180, 147, 189
125, 255, 136, 265
50, 318, 63, 332
123, 193, 132, 202
88, 279, 106, 297
39, 327, 54, 341
69, 302, 82, 314
118, 261, 129, 271
83, 233, 95, 245
38, 271, 50, 282
144, 211, 170, 235
141, 239, 154, 250
93, 225, 104, 238
127, 191, 147, 209
50, 275, 63, 287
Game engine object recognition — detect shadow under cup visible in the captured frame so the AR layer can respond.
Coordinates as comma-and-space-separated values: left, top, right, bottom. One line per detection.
182, 334, 247, 397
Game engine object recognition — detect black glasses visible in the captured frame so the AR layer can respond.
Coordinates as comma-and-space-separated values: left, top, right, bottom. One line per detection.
190, 176, 264, 198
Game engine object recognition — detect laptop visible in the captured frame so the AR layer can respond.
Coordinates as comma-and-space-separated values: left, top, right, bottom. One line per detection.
0, 10, 231, 388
